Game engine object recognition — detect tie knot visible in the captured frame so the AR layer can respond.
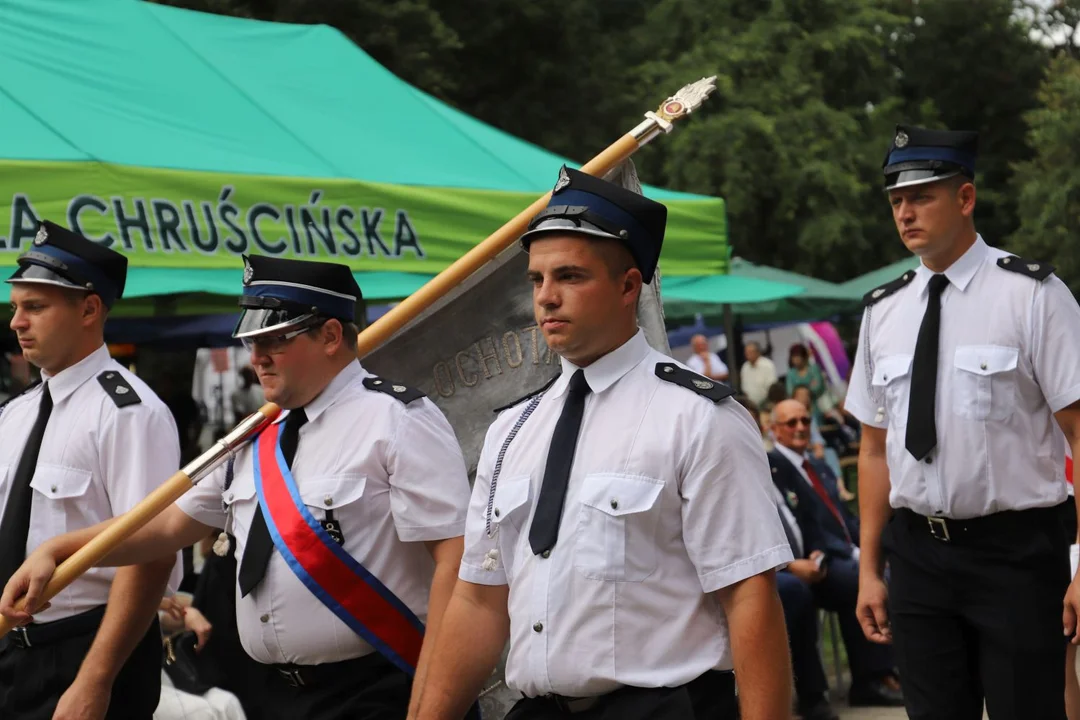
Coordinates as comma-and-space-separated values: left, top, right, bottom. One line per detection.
568, 369, 591, 397
928, 273, 949, 295
285, 407, 308, 430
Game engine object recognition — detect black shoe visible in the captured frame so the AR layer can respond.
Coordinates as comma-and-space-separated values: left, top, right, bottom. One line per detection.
848, 679, 905, 707
798, 697, 841, 720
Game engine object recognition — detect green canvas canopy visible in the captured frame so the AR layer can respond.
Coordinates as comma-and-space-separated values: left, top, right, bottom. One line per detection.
839, 256, 921, 299
0, 0, 735, 312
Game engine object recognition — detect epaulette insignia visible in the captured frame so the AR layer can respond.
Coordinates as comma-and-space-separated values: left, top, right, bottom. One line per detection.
0, 380, 42, 420
655, 363, 735, 403
863, 270, 916, 307
997, 255, 1054, 281
363, 376, 425, 404
493, 375, 559, 414
97, 371, 141, 408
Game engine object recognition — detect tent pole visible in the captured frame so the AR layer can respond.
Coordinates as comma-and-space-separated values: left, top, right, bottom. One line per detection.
722, 303, 740, 392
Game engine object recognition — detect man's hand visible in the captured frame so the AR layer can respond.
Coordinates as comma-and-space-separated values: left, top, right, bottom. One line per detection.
1063, 574, 1080, 644
0, 544, 59, 624
53, 674, 110, 720
184, 606, 214, 651
787, 552, 827, 584
857, 573, 892, 644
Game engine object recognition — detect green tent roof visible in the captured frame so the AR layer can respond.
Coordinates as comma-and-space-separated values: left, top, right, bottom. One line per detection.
839, 256, 920, 298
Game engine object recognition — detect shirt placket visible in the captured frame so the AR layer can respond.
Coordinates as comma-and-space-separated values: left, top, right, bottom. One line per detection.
527, 553, 554, 694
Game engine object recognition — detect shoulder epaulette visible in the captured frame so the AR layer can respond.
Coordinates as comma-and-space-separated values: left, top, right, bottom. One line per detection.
97, 371, 142, 408
362, 376, 425, 404
654, 363, 735, 403
997, 255, 1054, 281
863, 270, 916, 307
493, 375, 559, 414
0, 380, 42, 419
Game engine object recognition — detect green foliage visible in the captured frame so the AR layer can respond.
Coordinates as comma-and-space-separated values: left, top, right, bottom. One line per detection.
1007, 55, 1080, 293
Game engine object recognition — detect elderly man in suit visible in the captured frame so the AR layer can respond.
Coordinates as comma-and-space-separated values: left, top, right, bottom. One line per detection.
769, 399, 903, 708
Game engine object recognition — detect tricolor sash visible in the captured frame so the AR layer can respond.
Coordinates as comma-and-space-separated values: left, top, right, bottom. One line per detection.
253, 421, 425, 675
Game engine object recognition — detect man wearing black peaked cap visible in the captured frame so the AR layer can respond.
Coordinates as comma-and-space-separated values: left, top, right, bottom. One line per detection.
848, 125, 1080, 719
2, 254, 479, 720
0, 220, 182, 720
415, 166, 795, 720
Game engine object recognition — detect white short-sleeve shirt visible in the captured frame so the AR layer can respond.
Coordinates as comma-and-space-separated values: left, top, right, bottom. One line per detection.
176, 360, 471, 665
459, 330, 792, 698
845, 236, 1080, 518
0, 345, 182, 623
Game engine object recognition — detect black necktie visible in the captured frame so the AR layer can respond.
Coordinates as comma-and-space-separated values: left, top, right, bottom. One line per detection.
905, 274, 950, 460
529, 370, 591, 556
238, 407, 307, 596
0, 383, 53, 584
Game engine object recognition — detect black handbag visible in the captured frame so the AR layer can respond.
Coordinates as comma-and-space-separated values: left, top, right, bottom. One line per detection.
163, 630, 213, 696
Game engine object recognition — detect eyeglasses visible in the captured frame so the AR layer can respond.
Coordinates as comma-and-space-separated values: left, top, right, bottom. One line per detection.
782, 417, 812, 428
241, 325, 320, 354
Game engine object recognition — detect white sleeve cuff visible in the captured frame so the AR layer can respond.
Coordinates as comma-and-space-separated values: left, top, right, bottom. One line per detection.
698, 544, 794, 594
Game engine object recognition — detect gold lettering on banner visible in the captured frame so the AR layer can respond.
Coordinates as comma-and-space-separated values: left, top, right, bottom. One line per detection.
476, 337, 502, 379
503, 331, 524, 369
456, 350, 479, 387
433, 361, 455, 398
526, 325, 541, 365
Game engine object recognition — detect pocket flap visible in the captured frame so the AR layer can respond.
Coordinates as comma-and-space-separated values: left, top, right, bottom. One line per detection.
298, 475, 367, 510
491, 476, 530, 523
954, 345, 1019, 376
30, 465, 92, 500
872, 354, 912, 386
580, 474, 663, 517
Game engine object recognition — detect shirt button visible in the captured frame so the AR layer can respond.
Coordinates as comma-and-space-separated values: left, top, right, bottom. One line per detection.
494, 508, 501, 518
980, 362, 988, 370
50, 485, 57, 493
533, 622, 543, 633
610, 499, 619, 510
323, 496, 333, 506
260, 614, 270, 623
541, 550, 550, 559
925, 457, 933, 464
226, 493, 234, 503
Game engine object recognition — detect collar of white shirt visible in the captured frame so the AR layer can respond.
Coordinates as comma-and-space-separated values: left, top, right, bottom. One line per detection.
40, 344, 112, 404
775, 442, 811, 481
912, 234, 988, 297
548, 328, 650, 400
276, 359, 364, 425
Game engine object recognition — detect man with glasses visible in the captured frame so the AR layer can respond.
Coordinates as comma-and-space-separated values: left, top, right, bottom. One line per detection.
769, 399, 903, 709
2, 255, 476, 720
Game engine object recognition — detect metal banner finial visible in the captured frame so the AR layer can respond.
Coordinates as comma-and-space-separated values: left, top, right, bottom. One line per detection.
632, 76, 718, 143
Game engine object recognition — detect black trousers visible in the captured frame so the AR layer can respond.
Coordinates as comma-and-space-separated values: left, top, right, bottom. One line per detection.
883, 502, 1072, 720
0, 612, 161, 720
260, 652, 482, 720
777, 570, 828, 707
505, 670, 738, 720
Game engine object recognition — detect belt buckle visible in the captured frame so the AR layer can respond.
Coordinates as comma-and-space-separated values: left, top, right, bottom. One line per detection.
927, 516, 951, 542
277, 668, 305, 688
10, 626, 31, 649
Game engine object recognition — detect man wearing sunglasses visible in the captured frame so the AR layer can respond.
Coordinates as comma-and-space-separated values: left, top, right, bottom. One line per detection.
2, 255, 476, 720
769, 399, 902, 709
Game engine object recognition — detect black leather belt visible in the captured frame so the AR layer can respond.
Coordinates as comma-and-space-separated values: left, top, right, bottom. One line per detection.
270, 651, 391, 689
5, 606, 106, 650
544, 695, 601, 713
896, 501, 1070, 544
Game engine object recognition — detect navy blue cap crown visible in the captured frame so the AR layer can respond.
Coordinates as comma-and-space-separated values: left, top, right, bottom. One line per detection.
519, 166, 668, 284
235, 255, 361, 339
6, 220, 127, 308
883, 125, 979, 190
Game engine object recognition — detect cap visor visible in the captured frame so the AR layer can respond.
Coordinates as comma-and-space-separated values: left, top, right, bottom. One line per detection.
6, 263, 87, 290
233, 308, 317, 339
520, 218, 620, 249
886, 169, 961, 191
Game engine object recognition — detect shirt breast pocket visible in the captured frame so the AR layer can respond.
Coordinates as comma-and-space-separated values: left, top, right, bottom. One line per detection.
574, 473, 664, 582
489, 476, 531, 580
872, 354, 913, 428
222, 474, 258, 537
952, 345, 1019, 421
29, 465, 93, 536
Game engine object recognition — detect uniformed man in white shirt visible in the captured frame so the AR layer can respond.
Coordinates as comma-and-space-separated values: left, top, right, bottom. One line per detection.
0, 220, 181, 720
2, 255, 477, 720
847, 125, 1080, 720
414, 167, 795, 720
